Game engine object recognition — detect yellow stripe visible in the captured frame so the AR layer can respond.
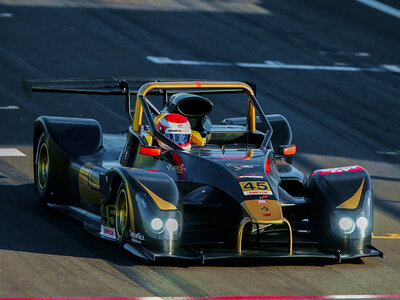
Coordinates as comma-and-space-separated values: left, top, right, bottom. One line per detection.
123, 179, 135, 233
137, 180, 177, 210
373, 233, 400, 239
337, 179, 364, 209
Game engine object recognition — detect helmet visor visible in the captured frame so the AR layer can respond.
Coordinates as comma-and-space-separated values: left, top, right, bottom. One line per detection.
165, 133, 191, 145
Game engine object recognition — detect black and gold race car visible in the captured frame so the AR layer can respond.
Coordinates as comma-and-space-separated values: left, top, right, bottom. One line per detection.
24, 78, 383, 262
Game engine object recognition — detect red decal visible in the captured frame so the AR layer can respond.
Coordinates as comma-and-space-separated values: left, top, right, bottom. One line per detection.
262, 213, 271, 217
195, 81, 202, 88
316, 165, 364, 175
265, 158, 271, 174
104, 228, 113, 235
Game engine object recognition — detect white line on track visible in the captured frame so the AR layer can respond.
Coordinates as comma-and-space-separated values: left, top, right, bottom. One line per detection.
0, 148, 26, 157
357, 0, 400, 19
376, 151, 398, 155
0, 13, 13, 18
147, 56, 400, 73
0, 105, 19, 110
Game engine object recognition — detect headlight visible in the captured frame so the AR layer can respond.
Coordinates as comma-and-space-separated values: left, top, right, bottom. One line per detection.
356, 216, 368, 231
151, 218, 164, 233
165, 218, 179, 234
338, 217, 355, 234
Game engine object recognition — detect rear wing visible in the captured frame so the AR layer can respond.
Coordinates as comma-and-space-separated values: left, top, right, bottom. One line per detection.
23, 77, 256, 124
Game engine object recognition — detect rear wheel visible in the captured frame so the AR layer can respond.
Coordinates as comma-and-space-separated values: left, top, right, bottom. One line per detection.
35, 133, 51, 205
115, 182, 130, 243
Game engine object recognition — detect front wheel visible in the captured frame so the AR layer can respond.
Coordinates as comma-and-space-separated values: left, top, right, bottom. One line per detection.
115, 182, 130, 243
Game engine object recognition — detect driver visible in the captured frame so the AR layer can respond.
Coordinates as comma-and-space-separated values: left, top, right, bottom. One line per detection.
154, 113, 192, 151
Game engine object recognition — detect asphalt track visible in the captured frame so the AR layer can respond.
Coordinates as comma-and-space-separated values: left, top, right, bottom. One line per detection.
0, 0, 400, 298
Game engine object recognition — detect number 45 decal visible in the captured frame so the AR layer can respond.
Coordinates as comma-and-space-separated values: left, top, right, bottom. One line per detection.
239, 181, 273, 196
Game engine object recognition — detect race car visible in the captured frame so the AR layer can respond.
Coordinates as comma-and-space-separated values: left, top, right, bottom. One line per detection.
23, 78, 383, 262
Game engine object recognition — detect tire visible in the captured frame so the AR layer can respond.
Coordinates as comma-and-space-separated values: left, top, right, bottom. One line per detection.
34, 133, 51, 205
115, 182, 130, 243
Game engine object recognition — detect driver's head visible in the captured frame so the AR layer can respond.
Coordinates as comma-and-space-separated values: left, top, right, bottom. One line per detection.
155, 113, 191, 151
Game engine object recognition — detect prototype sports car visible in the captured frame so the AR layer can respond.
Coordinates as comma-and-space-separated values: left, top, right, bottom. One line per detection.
23, 78, 383, 262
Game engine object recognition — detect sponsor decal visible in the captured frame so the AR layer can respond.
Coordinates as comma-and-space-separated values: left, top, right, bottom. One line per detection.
227, 163, 260, 171
166, 127, 190, 134
167, 163, 186, 174
100, 225, 116, 240
130, 231, 145, 244
239, 181, 273, 196
314, 165, 364, 176
257, 200, 268, 204
238, 174, 264, 179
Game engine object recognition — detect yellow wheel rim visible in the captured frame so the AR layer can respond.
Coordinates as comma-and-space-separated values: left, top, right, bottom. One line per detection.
37, 143, 49, 190
116, 188, 128, 240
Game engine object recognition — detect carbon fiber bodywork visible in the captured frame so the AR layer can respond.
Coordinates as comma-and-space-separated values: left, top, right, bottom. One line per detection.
28, 79, 383, 263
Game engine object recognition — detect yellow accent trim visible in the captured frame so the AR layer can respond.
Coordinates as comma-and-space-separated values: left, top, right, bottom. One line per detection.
337, 179, 365, 209
122, 179, 135, 233
138, 81, 255, 98
283, 218, 293, 255
247, 98, 256, 132
191, 130, 206, 146
132, 81, 256, 132
142, 131, 153, 146
236, 216, 293, 255
373, 233, 400, 239
133, 95, 144, 132
79, 163, 101, 205
237, 217, 251, 253
137, 180, 177, 210
154, 112, 168, 125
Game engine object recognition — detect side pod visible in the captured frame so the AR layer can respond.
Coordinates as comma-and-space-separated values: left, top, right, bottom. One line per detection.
306, 166, 374, 252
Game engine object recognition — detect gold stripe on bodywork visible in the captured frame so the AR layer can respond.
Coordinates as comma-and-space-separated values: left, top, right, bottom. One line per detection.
137, 180, 177, 210
241, 199, 284, 224
121, 179, 135, 233
79, 163, 101, 205
337, 179, 365, 209
238, 200, 291, 254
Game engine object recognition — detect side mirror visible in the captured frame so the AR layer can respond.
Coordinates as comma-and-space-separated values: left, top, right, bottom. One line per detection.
278, 145, 296, 156
140, 146, 162, 157
278, 145, 296, 164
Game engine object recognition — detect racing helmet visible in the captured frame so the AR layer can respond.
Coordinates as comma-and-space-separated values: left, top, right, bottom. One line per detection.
155, 113, 192, 151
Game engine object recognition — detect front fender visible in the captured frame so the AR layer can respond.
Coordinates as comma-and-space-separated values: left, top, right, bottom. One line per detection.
101, 167, 182, 252
306, 165, 373, 250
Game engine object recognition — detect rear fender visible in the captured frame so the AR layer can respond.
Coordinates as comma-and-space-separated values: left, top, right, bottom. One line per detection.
35, 116, 102, 157
306, 166, 373, 250
34, 118, 78, 203
101, 167, 182, 252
